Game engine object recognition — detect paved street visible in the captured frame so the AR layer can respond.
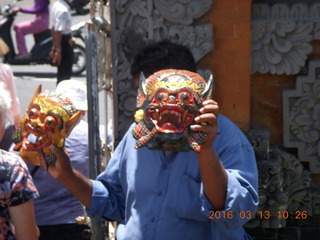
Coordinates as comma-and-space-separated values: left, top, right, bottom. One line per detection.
0, 0, 90, 114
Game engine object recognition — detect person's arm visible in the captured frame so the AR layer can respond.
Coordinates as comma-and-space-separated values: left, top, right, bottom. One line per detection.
48, 132, 127, 221
49, 28, 55, 58
191, 100, 259, 230
51, 30, 62, 65
18, 0, 49, 14
190, 99, 228, 210
9, 200, 39, 240
47, 145, 93, 207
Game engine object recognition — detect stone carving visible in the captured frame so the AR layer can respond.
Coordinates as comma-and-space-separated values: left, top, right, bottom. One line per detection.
278, 147, 311, 215
110, 0, 214, 142
246, 128, 312, 228
312, 190, 320, 215
283, 59, 320, 173
250, 3, 320, 75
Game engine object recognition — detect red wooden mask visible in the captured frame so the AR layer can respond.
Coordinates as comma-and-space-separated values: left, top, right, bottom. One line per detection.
132, 69, 213, 152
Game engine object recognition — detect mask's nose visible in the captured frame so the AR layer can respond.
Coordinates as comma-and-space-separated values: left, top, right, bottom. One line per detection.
167, 95, 176, 104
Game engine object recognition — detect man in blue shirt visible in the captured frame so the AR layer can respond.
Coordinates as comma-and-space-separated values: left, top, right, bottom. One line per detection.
48, 40, 259, 240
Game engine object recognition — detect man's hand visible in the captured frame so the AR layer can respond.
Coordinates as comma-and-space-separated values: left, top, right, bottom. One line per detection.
47, 145, 93, 208
47, 145, 73, 181
190, 99, 219, 150
51, 51, 62, 66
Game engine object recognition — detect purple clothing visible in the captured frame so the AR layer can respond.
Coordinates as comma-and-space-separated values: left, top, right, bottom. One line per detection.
27, 120, 89, 225
14, 0, 49, 55
0, 123, 15, 151
19, 0, 49, 15
0, 150, 39, 240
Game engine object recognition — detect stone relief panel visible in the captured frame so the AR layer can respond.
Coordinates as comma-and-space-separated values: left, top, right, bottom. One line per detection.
251, 3, 320, 75
246, 129, 312, 229
283, 59, 320, 173
110, 0, 214, 142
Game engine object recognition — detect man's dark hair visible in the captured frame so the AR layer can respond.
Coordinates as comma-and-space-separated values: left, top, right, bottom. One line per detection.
130, 40, 197, 79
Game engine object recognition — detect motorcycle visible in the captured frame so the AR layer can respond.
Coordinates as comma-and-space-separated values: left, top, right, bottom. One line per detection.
70, 0, 90, 15
0, 3, 86, 75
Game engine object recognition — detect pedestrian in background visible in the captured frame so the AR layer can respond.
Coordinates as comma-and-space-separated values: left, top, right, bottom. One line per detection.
28, 80, 91, 240
50, 0, 74, 85
0, 62, 20, 128
0, 81, 16, 150
0, 83, 39, 240
12, 0, 50, 59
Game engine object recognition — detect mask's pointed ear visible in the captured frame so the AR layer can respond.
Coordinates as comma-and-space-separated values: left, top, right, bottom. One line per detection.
201, 74, 213, 99
27, 84, 42, 109
61, 110, 82, 138
136, 72, 148, 108
139, 72, 147, 96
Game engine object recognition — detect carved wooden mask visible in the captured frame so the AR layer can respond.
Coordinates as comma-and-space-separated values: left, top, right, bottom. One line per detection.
13, 85, 81, 166
132, 69, 213, 152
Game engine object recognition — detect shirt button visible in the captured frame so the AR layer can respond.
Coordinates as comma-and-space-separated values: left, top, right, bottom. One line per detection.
151, 217, 155, 222
162, 164, 167, 170
157, 191, 162, 196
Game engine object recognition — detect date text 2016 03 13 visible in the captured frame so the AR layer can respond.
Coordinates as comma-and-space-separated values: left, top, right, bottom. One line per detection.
208, 210, 308, 220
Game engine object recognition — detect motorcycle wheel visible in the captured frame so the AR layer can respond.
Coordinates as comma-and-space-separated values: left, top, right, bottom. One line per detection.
72, 44, 86, 75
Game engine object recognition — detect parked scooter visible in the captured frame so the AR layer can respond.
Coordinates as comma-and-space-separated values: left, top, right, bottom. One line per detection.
0, 3, 86, 75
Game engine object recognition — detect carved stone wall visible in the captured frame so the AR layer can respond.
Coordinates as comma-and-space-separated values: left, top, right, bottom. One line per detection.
283, 59, 320, 174
249, 2, 320, 236
251, 3, 320, 75
246, 129, 312, 230
110, 0, 214, 143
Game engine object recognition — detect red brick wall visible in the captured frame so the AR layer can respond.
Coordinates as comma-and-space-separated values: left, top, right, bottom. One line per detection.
199, 0, 252, 131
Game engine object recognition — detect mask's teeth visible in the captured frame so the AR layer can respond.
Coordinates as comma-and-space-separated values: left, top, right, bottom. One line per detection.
27, 133, 37, 144
182, 111, 188, 122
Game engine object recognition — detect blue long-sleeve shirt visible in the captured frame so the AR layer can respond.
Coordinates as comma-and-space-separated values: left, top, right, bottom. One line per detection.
87, 114, 259, 240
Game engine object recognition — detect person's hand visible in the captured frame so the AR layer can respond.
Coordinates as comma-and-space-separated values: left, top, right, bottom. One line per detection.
51, 51, 62, 66
46, 145, 74, 180
11, 7, 20, 13
49, 48, 55, 59
190, 99, 219, 150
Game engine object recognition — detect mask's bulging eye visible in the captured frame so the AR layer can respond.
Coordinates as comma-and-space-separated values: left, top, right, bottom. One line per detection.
44, 116, 57, 129
28, 108, 39, 119
180, 92, 190, 100
178, 91, 192, 104
157, 93, 165, 101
